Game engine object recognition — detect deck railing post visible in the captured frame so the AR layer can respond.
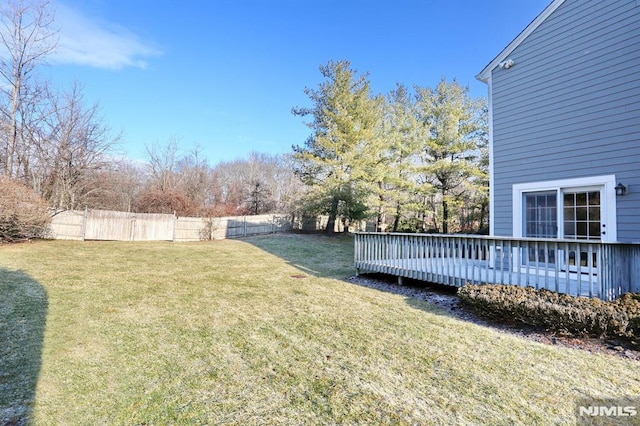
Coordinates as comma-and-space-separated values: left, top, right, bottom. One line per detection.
491, 239, 497, 285
544, 241, 550, 290
576, 242, 583, 297
464, 237, 470, 284
515, 239, 521, 287
602, 244, 613, 301
632, 245, 640, 294
506, 239, 512, 283
590, 243, 596, 291
553, 241, 560, 293
498, 239, 505, 285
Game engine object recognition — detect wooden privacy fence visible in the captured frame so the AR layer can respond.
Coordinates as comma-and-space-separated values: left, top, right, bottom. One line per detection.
355, 232, 640, 301
48, 209, 294, 242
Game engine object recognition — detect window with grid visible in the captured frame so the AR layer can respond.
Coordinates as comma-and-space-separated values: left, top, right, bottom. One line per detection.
562, 191, 601, 240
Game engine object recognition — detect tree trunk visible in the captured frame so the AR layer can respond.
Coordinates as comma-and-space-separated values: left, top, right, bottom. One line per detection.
6, 80, 20, 177
479, 202, 488, 233
442, 193, 449, 234
326, 195, 339, 236
376, 189, 385, 232
392, 201, 401, 232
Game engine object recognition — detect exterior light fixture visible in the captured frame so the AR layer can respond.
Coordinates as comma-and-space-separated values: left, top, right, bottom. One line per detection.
615, 183, 627, 196
498, 59, 515, 69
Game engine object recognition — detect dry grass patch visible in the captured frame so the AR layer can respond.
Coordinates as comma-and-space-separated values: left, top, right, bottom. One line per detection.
1, 234, 639, 425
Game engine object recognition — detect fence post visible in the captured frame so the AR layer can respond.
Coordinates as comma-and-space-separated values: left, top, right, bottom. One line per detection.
130, 214, 136, 241
244, 216, 247, 237
81, 206, 88, 241
172, 211, 177, 242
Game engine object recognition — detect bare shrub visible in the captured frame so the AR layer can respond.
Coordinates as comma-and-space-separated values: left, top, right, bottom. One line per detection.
0, 176, 50, 242
198, 217, 218, 241
132, 189, 198, 217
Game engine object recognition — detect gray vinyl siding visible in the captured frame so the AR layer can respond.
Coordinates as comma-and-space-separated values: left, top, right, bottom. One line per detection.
491, 0, 640, 241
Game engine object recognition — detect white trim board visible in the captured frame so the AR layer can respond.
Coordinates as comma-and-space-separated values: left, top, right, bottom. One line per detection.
476, 0, 566, 83
512, 174, 618, 242
487, 76, 495, 238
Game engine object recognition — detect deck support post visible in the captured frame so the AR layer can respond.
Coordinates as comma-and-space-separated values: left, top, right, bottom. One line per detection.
398, 276, 403, 286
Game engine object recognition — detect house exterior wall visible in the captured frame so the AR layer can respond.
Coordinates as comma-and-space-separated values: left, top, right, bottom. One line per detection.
489, 0, 640, 241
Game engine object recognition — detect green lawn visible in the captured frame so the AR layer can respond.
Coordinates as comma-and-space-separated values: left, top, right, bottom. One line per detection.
1, 234, 639, 425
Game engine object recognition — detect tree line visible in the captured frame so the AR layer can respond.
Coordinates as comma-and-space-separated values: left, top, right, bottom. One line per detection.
0, 0, 302, 223
293, 60, 488, 235
1, 1, 488, 239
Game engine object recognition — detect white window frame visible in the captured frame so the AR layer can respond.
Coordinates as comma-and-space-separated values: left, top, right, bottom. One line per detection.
512, 175, 618, 242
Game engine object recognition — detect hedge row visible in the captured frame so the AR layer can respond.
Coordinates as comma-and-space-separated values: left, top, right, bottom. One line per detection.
457, 284, 640, 343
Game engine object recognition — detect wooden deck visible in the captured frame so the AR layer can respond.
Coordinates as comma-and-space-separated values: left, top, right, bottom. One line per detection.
357, 257, 602, 298
354, 233, 640, 301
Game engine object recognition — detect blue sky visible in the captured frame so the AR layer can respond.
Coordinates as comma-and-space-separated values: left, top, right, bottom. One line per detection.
47, 0, 551, 164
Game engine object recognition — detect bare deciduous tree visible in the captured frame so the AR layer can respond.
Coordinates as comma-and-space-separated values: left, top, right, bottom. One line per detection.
39, 81, 120, 209
210, 152, 299, 216
0, 0, 57, 178
144, 137, 181, 193
175, 145, 211, 208
82, 158, 144, 212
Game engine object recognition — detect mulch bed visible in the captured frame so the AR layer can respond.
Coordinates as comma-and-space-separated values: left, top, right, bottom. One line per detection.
348, 274, 640, 362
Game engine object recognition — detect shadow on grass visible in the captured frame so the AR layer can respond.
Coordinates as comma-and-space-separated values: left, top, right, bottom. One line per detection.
348, 271, 476, 319
354, 273, 460, 304
241, 232, 356, 280
0, 268, 47, 426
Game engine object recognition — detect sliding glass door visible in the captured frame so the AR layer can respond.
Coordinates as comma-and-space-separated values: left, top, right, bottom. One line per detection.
523, 191, 557, 265
523, 187, 603, 271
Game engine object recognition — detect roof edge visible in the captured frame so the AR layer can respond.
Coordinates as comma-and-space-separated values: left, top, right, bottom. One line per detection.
476, 0, 566, 83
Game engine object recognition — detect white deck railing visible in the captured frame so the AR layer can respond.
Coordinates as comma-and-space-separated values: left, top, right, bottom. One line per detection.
354, 232, 640, 301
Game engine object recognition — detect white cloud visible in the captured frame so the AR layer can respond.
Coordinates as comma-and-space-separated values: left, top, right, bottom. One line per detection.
53, 4, 162, 69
